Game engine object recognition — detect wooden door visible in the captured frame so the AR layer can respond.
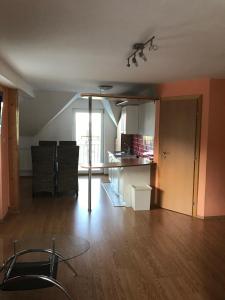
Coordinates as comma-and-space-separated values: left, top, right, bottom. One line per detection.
159, 98, 199, 216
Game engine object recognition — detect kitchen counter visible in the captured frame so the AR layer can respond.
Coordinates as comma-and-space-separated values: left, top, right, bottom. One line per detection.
81, 151, 156, 208
81, 157, 154, 169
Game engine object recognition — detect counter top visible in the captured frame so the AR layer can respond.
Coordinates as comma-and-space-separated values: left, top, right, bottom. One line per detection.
81, 157, 155, 169
108, 151, 137, 158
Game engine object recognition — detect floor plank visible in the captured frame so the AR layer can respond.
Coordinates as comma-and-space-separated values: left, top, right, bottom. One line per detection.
0, 176, 225, 299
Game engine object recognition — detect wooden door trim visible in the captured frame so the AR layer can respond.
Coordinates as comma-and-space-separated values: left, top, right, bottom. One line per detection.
8, 89, 20, 212
160, 95, 201, 101
158, 96, 202, 217
192, 97, 202, 217
0, 86, 20, 217
0, 86, 5, 93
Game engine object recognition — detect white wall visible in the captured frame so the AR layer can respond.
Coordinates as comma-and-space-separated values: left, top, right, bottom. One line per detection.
19, 90, 75, 136
138, 102, 155, 136
0, 58, 34, 97
20, 99, 117, 174
36, 104, 73, 141
19, 136, 36, 176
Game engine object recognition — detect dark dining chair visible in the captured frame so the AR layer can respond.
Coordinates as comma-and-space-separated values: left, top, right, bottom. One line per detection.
31, 146, 57, 196
39, 141, 58, 147
57, 146, 79, 196
59, 141, 77, 146
39, 141, 58, 161
0, 240, 74, 299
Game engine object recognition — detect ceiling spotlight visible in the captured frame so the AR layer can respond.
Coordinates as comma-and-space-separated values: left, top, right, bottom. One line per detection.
126, 35, 158, 67
132, 55, 138, 67
99, 85, 113, 92
149, 42, 159, 51
139, 50, 147, 61
152, 44, 159, 51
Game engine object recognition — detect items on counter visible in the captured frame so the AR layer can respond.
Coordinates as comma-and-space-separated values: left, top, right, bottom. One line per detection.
121, 134, 154, 158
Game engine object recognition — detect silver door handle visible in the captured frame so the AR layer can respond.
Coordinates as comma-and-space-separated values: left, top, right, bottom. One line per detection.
161, 151, 170, 159
162, 151, 170, 155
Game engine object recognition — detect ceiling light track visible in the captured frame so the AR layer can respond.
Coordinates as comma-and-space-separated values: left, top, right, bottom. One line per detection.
126, 36, 158, 67
99, 85, 113, 93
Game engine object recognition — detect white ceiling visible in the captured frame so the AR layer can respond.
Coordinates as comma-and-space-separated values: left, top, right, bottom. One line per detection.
0, 0, 225, 91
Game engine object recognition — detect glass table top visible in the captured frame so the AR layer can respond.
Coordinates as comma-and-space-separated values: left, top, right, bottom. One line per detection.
0, 234, 90, 266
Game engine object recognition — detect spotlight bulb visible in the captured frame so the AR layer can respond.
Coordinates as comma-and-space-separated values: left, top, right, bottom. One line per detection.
152, 44, 159, 51
132, 56, 138, 67
149, 43, 158, 51
139, 50, 147, 61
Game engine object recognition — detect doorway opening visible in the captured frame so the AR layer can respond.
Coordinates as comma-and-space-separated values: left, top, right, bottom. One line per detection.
74, 110, 103, 173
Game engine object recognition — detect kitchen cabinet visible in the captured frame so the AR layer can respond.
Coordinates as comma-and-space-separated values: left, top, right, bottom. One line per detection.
138, 102, 155, 136
120, 106, 139, 134
115, 106, 138, 151
108, 151, 152, 207
117, 103, 155, 141
119, 166, 151, 207
108, 152, 121, 196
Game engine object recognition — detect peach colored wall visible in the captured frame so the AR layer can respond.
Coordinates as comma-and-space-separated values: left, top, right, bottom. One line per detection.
0, 143, 2, 219
0, 86, 10, 220
204, 79, 225, 216
155, 78, 211, 217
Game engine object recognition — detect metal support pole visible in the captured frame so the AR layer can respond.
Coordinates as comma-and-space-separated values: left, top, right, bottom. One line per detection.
13, 240, 18, 255
88, 96, 92, 212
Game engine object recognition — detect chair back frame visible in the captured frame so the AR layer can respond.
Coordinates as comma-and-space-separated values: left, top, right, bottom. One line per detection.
0, 240, 74, 300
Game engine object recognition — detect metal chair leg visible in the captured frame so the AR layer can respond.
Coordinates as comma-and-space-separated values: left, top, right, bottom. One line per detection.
61, 260, 78, 277
0, 263, 5, 273
41, 276, 74, 300
55, 252, 77, 277
3, 275, 74, 300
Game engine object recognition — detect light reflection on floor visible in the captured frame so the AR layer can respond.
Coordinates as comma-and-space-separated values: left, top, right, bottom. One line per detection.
72, 176, 113, 238
77, 176, 104, 210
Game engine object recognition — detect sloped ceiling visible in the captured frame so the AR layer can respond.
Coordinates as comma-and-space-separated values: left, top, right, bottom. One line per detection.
19, 84, 156, 136
19, 90, 75, 136
102, 99, 121, 127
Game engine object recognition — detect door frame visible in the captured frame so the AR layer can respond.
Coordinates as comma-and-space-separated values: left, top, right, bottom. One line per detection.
158, 95, 202, 217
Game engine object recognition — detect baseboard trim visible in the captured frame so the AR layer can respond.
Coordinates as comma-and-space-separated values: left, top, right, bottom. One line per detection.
205, 215, 225, 220
196, 215, 205, 219
8, 207, 20, 214
197, 214, 225, 220
159, 207, 194, 218
0, 211, 10, 223
20, 170, 32, 177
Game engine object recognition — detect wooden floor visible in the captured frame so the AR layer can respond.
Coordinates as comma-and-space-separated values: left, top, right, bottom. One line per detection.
1, 176, 225, 299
